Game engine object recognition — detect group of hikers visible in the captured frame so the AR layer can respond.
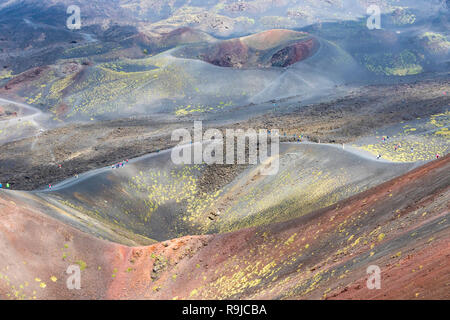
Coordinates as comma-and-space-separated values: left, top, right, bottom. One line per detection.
112, 159, 129, 169
376, 136, 400, 160
279, 132, 305, 142
377, 136, 441, 160
0, 183, 11, 189
46, 159, 130, 190
383, 135, 440, 159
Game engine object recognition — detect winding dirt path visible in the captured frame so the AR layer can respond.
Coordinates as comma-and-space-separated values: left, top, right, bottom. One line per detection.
0, 97, 43, 126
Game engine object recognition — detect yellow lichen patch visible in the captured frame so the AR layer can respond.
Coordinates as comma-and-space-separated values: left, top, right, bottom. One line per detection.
205, 260, 278, 299
127, 165, 223, 233
284, 233, 297, 246
189, 288, 198, 297
76, 260, 87, 271
350, 237, 361, 247
175, 101, 233, 116
0, 69, 12, 80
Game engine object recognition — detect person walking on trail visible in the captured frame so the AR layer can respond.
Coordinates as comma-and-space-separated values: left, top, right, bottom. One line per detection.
6, 183, 10, 189
436, 154, 440, 159
377, 154, 382, 160
0, 183, 2, 189
49, 184, 52, 189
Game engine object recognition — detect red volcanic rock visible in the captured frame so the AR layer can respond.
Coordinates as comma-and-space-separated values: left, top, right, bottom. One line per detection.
270, 38, 319, 67
202, 39, 249, 68
195, 30, 319, 69
4, 66, 47, 89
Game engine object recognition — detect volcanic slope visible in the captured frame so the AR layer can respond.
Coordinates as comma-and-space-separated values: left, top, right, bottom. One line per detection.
0, 155, 448, 300
5, 143, 417, 245
0, 29, 358, 122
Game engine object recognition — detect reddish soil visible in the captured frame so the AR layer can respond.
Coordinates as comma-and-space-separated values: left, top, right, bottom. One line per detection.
0, 156, 448, 300
242, 29, 308, 49
54, 103, 69, 118
203, 39, 249, 68
271, 38, 319, 67
199, 29, 317, 68
2, 66, 48, 92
